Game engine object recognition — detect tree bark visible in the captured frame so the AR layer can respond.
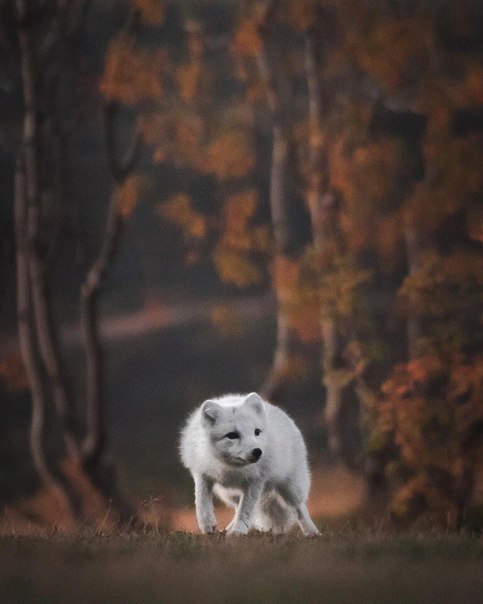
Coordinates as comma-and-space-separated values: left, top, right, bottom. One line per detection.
81, 99, 141, 465
15, 1, 84, 521
303, 31, 351, 458
253, 14, 300, 401
404, 211, 424, 359
80, 101, 141, 525
260, 121, 296, 399
14, 0, 141, 525
17, 1, 71, 436
80, 191, 123, 464
304, 33, 325, 250
14, 158, 59, 497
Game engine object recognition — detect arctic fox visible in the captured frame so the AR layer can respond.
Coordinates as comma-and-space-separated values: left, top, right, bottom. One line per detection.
180, 392, 321, 536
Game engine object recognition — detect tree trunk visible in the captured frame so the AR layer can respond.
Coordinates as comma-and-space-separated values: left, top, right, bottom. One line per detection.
15, 1, 85, 521
304, 33, 325, 250
15, 0, 140, 525
77, 9, 142, 526
17, 164, 83, 523
260, 123, 298, 399
404, 211, 424, 359
254, 17, 300, 401
321, 321, 345, 456
80, 102, 141, 525
81, 197, 122, 464
304, 32, 351, 458
14, 155, 75, 520
80, 204, 139, 526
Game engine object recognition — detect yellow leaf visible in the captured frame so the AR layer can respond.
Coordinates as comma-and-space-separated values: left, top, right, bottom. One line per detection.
213, 247, 261, 287
232, 18, 262, 58
115, 175, 143, 218
202, 131, 254, 180
211, 304, 242, 336
176, 62, 203, 104
133, 0, 165, 25
100, 40, 165, 105
159, 194, 207, 241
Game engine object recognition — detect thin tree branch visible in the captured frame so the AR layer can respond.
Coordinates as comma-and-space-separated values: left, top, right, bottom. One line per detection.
80, 190, 123, 463
78, 3, 143, 525
104, 101, 142, 181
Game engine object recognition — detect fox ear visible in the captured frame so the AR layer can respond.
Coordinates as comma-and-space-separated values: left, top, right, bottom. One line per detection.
202, 400, 221, 425
244, 392, 265, 416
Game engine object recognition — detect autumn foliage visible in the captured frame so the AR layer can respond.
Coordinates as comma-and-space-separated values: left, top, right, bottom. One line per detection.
46, 0, 472, 529
378, 354, 483, 525
8, 0, 479, 529
108, 0, 482, 525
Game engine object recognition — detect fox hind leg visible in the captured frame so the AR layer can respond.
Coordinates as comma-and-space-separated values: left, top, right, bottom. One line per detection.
253, 492, 297, 534
296, 503, 321, 537
276, 483, 321, 537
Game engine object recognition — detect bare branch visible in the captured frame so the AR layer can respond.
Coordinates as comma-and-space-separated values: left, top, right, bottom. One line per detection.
63, 0, 94, 41
256, 0, 281, 26
104, 101, 142, 182
102, 5, 143, 181
81, 190, 123, 463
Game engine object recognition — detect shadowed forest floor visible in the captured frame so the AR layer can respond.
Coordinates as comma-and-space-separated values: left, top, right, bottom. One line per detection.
1, 466, 365, 535
170, 466, 364, 531
0, 529, 482, 604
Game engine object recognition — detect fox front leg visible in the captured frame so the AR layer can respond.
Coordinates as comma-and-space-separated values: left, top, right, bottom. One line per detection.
193, 473, 217, 534
226, 481, 264, 536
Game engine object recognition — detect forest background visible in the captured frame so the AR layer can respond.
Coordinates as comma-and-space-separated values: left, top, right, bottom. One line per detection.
0, 0, 482, 533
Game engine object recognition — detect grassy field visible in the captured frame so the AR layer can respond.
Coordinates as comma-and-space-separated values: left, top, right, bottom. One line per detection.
0, 528, 482, 604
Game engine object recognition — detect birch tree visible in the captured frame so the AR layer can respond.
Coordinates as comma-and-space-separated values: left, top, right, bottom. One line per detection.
11, 0, 143, 526
14, 0, 91, 520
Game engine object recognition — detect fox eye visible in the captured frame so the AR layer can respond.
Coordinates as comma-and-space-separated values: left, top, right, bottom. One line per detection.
225, 431, 239, 439
255, 429, 261, 436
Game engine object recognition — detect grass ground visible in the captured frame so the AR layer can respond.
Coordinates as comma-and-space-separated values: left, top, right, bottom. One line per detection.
0, 528, 482, 604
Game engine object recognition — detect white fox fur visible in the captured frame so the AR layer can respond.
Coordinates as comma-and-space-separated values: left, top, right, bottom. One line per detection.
180, 392, 320, 536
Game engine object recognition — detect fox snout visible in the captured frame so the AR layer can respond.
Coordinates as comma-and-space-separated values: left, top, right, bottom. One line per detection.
251, 448, 262, 462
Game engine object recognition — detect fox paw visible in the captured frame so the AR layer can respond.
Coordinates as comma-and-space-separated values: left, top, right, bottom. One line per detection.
226, 526, 249, 537
303, 528, 322, 538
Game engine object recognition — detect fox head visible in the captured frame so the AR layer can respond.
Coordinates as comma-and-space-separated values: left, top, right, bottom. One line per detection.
201, 393, 267, 466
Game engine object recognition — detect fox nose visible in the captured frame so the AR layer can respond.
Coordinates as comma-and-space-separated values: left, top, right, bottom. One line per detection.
252, 448, 262, 459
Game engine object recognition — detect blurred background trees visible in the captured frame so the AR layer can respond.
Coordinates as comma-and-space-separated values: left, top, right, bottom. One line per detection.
0, 0, 482, 531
